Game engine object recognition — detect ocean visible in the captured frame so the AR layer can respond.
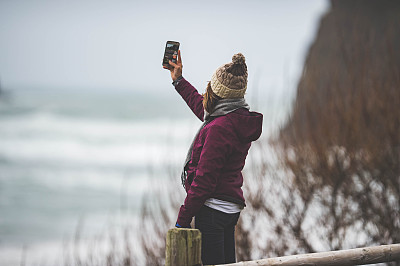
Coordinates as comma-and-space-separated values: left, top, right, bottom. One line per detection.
0, 88, 287, 265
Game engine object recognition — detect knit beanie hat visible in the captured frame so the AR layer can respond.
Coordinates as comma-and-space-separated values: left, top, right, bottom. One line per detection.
210, 53, 248, 99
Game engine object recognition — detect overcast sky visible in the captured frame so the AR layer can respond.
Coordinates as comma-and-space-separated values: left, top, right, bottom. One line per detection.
0, 0, 328, 96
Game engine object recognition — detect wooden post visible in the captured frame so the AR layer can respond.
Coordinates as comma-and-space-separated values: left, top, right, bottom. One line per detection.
165, 228, 202, 266
221, 243, 400, 266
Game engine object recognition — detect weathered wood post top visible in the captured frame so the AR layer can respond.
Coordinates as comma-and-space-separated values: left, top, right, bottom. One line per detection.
166, 228, 202, 266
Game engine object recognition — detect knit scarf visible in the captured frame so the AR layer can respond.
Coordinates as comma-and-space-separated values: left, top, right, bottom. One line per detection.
181, 98, 250, 188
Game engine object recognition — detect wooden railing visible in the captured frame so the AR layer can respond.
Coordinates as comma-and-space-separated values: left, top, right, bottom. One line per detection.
165, 228, 400, 266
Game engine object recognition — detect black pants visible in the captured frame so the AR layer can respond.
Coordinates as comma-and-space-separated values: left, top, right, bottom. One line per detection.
195, 205, 240, 265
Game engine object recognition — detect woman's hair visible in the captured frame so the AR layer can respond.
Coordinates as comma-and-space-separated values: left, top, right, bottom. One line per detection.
203, 81, 221, 113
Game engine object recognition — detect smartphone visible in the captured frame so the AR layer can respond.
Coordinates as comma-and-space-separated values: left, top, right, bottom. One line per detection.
162, 41, 180, 68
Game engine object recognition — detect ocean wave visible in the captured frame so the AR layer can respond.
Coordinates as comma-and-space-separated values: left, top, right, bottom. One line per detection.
0, 112, 199, 167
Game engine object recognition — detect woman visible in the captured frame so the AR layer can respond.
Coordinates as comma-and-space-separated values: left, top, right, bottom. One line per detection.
164, 50, 263, 265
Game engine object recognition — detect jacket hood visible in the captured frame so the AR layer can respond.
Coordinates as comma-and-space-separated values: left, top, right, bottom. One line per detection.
228, 109, 263, 143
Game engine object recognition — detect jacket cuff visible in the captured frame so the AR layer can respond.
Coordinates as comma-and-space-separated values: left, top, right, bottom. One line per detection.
176, 206, 192, 228
176, 221, 191, 228
176, 216, 191, 228
172, 76, 183, 87
174, 77, 189, 93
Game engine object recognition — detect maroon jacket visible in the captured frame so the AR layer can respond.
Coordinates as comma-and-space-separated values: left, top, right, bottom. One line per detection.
175, 78, 263, 227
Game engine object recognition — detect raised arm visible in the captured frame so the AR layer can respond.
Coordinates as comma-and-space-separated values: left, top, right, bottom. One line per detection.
174, 78, 204, 121
164, 50, 204, 121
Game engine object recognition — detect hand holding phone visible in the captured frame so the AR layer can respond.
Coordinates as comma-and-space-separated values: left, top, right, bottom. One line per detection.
162, 41, 180, 68
163, 41, 182, 81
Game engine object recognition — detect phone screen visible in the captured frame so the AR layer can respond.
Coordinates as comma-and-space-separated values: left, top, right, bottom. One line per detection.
163, 41, 180, 67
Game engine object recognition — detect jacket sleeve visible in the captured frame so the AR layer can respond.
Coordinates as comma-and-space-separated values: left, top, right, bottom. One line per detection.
175, 78, 205, 121
176, 124, 233, 227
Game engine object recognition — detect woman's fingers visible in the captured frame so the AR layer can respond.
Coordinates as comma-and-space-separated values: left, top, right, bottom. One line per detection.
169, 60, 179, 68
166, 50, 182, 80
177, 50, 182, 65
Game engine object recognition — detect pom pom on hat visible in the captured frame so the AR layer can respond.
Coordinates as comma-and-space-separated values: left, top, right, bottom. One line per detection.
232, 53, 245, 65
